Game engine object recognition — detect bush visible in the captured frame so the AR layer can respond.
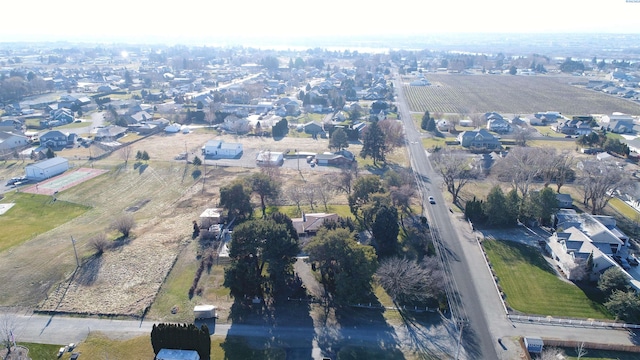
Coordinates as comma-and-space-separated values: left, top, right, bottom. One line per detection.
89, 233, 109, 255
111, 214, 136, 238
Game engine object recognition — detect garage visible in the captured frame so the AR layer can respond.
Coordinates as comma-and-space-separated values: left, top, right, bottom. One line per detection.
25, 157, 69, 181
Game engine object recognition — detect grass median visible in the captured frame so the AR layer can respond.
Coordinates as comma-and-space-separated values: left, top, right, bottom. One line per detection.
483, 239, 612, 320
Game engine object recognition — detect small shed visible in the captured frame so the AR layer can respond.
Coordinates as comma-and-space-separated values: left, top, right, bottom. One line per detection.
25, 157, 69, 181
194, 305, 217, 319
199, 208, 223, 228
156, 349, 200, 360
524, 337, 544, 354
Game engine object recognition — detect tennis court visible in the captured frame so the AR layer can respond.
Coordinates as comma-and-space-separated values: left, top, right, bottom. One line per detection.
23, 168, 108, 195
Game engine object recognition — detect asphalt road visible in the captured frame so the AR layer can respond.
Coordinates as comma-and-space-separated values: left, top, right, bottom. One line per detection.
394, 72, 499, 359
392, 70, 639, 359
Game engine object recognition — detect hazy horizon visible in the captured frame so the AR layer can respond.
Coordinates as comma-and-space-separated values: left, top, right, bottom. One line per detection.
3, 0, 640, 46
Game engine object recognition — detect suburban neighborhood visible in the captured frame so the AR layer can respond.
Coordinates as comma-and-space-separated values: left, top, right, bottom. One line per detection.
3, 33, 640, 360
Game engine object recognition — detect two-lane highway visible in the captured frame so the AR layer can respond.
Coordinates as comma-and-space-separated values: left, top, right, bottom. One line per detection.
394, 71, 499, 359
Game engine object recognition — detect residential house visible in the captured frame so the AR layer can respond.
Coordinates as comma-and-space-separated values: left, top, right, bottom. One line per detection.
315, 150, 355, 166
128, 110, 153, 125
456, 129, 502, 151
201, 140, 243, 158
39, 130, 73, 150
303, 121, 324, 136
222, 115, 250, 134
554, 118, 593, 135
0, 131, 29, 152
94, 125, 127, 141
49, 108, 74, 124
547, 209, 635, 285
0, 118, 22, 133
291, 212, 339, 237
600, 113, 635, 134
556, 193, 573, 208
486, 117, 511, 133
436, 119, 453, 132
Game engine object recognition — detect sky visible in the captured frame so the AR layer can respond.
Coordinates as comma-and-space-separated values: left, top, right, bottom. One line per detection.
2, 0, 640, 44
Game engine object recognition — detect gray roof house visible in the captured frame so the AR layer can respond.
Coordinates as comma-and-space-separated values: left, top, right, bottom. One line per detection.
0, 131, 29, 151
456, 129, 502, 151
39, 130, 73, 150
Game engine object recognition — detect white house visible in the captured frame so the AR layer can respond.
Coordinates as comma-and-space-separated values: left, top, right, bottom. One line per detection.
25, 157, 69, 181
201, 140, 243, 158
0, 131, 29, 151
256, 150, 283, 166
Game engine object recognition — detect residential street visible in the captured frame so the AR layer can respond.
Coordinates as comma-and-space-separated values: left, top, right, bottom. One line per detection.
393, 69, 640, 359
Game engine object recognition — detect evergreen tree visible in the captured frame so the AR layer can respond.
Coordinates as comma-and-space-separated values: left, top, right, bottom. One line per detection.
421, 110, 431, 130
360, 121, 386, 165
372, 205, 399, 258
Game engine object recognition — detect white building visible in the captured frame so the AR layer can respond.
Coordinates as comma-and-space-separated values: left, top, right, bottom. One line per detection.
0, 131, 29, 151
201, 140, 243, 158
25, 157, 69, 181
256, 150, 283, 166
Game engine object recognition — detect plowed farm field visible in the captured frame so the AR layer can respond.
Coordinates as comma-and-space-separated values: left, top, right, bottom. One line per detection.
403, 74, 640, 115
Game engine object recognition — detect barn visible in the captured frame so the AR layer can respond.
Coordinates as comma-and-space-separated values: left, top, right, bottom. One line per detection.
25, 157, 69, 181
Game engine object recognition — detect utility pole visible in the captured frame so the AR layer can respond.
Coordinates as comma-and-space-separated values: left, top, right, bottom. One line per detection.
71, 236, 80, 268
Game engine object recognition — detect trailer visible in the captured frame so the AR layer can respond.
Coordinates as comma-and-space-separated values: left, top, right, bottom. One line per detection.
193, 305, 216, 319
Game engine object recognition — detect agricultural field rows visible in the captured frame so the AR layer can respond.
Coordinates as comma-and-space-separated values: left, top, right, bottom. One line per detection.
403, 74, 640, 115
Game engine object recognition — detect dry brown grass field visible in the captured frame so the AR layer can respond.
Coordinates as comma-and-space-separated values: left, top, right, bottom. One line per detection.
403, 73, 640, 115
0, 130, 411, 319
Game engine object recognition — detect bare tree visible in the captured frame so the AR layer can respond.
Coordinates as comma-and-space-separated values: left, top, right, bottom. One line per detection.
375, 257, 445, 305
304, 187, 317, 211
0, 312, 17, 355
492, 147, 543, 197
579, 160, 631, 214
286, 186, 304, 215
431, 149, 479, 205
554, 151, 575, 193
111, 214, 136, 238
575, 342, 588, 360
445, 113, 461, 131
336, 163, 357, 194
118, 145, 133, 165
470, 113, 485, 128
89, 232, 109, 255
378, 118, 404, 150
512, 126, 535, 146
316, 182, 334, 211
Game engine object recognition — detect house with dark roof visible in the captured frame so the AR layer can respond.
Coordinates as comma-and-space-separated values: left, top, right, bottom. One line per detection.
291, 213, 339, 236
456, 129, 502, 151
39, 130, 74, 150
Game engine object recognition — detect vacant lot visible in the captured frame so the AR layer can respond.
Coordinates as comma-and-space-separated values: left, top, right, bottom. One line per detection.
404, 74, 640, 115
482, 239, 611, 319
0, 130, 406, 317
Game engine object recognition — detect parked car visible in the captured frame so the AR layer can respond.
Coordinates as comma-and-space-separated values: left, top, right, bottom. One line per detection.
627, 255, 639, 266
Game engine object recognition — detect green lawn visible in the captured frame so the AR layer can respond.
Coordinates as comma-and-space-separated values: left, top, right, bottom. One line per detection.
608, 197, 640, 220
58, 121, 92, 129
18, 342, 64, 360
483, 239, 612, 319
562, 347, 640, 360
0, 192, 90, 252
